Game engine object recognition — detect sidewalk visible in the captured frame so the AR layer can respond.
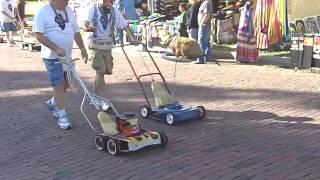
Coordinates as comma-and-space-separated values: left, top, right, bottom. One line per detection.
0, 44, 320, 180
213, 48, 320, 74
213, 48, 292, 66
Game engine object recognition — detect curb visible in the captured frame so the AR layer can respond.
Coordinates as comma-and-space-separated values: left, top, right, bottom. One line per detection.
259, 56, 292, 67
311, 67, 320, 74
213, 50, 236, 59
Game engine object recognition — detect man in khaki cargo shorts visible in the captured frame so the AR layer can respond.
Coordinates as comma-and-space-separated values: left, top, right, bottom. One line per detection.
91, 49, 113, 75
83, 0, 128, 107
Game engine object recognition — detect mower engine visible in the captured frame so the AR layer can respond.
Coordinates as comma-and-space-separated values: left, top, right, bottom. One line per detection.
116, 113, 142, 137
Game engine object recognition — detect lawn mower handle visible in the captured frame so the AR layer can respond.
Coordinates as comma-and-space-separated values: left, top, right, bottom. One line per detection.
121, 45, 172, 108
58, 58, 121, 131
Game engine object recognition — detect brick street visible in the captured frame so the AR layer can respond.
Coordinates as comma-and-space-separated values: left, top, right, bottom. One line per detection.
0, 44, 319, 180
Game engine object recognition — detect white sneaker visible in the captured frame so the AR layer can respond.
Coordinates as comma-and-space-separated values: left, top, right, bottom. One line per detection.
56, 109, 72, 130
90, 98, 112, 113
46, 98, 59, 118
89, 97, 103, 108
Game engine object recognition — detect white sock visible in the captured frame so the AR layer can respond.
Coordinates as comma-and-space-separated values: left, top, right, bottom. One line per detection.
57, 108, 66, 113
56, 108, 66, 116
51, 97, 55, 105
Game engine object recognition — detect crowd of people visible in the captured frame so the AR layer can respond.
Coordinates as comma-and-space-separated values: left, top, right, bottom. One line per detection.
177, 0, 215, 64
176, 0, 259, 64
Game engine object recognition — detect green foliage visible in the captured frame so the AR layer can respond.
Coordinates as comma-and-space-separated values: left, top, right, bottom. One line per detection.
25, 1, 46, 17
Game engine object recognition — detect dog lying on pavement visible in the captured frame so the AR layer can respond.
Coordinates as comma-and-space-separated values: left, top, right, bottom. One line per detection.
158, 30, 202, 60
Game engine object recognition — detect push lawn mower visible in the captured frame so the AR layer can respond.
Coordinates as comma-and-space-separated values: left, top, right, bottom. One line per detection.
19, 30, 41, 52
60, 58, 168, 155
122, 46, 206, 125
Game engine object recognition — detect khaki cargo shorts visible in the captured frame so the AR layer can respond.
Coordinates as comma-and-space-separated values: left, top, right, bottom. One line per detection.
89, 49, 113, 75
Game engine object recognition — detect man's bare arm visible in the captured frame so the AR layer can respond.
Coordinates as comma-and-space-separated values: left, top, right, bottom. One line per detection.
123, 26, 137, 45
74, 32, 88, 63
35, 32, 65, 57
74, 32, 85, 50
200, 13, 210, 26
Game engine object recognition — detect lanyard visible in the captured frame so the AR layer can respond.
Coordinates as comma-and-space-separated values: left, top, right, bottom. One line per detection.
98, 4, 112, 30
50, 3, 69, 30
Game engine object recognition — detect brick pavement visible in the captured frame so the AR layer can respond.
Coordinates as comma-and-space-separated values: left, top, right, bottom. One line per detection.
0, 44, 319, 180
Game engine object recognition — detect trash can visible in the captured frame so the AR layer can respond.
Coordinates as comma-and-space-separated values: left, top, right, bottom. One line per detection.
301, 34, 314, 69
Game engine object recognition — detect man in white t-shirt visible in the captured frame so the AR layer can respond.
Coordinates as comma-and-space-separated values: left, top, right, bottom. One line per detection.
34, 0, 88, 130
83, 0, 131, 106
0, 0, 17, 46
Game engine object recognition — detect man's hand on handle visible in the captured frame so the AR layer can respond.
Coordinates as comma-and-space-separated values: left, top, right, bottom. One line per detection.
54, 47, 66, 57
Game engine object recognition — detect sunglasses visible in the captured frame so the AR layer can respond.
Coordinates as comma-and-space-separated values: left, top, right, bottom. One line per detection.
55, 13, 69, 30
51, 3, 69, 30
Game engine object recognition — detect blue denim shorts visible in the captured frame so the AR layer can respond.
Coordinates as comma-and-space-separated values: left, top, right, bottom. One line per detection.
0, 21, 17, 32
43, 58, 66, 86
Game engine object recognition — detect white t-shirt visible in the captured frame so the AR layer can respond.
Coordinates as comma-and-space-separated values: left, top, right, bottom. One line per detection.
0, 0, 15, 22
84, 4, 127, 37
33, 4, 80, 59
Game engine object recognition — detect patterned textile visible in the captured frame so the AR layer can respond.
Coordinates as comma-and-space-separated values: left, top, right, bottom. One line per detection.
268, 0, 280, 45
254, 0, 289, 49
256, 32, 268, 49
254, 0, 271, 49
236, 6, 259, 63
236, 32, 259, 63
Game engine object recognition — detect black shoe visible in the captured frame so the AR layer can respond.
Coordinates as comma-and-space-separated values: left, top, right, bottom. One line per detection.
194, 61, 206, 64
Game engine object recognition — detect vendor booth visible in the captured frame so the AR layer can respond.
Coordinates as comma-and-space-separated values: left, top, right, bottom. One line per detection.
67, 0, 320, 67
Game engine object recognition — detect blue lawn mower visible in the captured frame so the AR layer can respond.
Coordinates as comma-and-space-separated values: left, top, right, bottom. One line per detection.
122, 46, 206, 125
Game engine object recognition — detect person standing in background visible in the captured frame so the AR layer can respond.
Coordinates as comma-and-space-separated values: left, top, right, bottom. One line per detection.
16, 0, 26, 27
136, 0, 150, 17
178, 2, 188, 37
236, 1, 259, 63
196, 0, 213, 64
0, 0, 17, 46
186, 0, 200, 40
210, 0, 218, 42
115, 0, 136, 45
